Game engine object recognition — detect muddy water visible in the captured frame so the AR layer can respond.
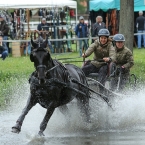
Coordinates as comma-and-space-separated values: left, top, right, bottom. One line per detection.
0, 80, 145, 145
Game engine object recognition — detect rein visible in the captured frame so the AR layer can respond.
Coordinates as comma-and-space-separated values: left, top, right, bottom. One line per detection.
37, 64, 59, 74
46, 64, 59, 74
57, 56, 81, 60
62, 59, 105, 63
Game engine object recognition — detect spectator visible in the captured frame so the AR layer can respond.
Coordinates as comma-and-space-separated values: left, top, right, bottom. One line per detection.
75, 16, 88, 56
92, 16, 106, 43
0, 15, 9, 51
37, 18, 49, 31
20, 41, 31, 56
0, 36, 8, 60
136, 11, 145, 49
37, 18, 54, 53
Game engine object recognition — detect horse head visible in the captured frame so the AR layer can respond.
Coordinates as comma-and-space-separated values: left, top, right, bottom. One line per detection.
30, 37, 54, 84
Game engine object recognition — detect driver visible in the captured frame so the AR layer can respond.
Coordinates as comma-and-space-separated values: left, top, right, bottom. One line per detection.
82, 29, 116, 88
110, 34, 134, 92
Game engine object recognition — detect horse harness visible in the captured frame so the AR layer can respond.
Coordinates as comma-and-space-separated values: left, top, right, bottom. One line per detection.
29, 58, 89, 98
29, 58, 110, 105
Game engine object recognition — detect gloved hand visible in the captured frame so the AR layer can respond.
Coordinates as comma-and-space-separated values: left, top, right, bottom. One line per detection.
118, 66, 125, 73
82, 53, 86, 58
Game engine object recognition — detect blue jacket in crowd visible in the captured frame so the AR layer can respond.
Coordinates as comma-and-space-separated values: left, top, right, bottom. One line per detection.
75, 22, 88, 38
0, 42, 7, 54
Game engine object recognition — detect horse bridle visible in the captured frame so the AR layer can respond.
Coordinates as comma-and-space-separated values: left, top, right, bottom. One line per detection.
37, 64, 59, 74
37, 65, 46, 70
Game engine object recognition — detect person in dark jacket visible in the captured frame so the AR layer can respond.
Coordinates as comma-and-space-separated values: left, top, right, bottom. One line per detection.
0, 15, 9, 51
37, 18, 49, 31
75, 16, 88, 56
92, 16, 106, 43
0, 36, 8, 60
136, 11, 145, 49
37, 18, 53, 53
110, 34, 134, 92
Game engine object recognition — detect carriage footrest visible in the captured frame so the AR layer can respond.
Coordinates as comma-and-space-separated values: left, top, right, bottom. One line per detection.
88, 73, 99, 77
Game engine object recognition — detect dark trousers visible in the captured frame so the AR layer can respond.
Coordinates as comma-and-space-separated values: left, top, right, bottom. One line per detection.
110, 73, 129, 92
82, 63, 108, 85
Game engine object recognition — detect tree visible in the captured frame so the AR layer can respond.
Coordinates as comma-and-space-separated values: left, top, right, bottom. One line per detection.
119, 0, 134, 52
73, 0, 87, 13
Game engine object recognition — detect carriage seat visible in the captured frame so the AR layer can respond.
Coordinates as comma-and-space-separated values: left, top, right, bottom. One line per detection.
88, 73, 99, 78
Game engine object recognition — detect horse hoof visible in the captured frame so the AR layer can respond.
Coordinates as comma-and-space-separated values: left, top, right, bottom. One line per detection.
11, 127, 20, 134
38, 131, 45, 136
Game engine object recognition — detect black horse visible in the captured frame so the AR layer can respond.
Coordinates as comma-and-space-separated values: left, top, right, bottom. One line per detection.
12, 37, 91, 136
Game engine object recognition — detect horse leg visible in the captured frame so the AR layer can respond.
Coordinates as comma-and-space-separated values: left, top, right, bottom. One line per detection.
76, 95, 91, 123
59, 105, 69, 115
38, 107, 55, 136
12, 95, 37, 134
59, 105, 71, 122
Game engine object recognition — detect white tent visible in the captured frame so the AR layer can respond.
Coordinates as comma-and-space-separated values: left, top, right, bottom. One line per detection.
0, 0, 77, 9
0, 0, 77, 23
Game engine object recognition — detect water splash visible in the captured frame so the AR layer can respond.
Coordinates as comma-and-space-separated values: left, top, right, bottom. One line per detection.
0, 78, 145, 144
90, 88, 145, 132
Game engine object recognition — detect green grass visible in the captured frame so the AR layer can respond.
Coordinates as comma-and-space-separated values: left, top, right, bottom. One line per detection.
0, 57, 34, 80
0, 47, 145, 81
0, 47, 145, 107
131, 48, 145, 81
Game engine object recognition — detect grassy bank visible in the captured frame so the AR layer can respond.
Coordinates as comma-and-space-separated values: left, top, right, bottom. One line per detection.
0, 48, 145, 106
132, 48, 145, 81
1, 48, 145, 81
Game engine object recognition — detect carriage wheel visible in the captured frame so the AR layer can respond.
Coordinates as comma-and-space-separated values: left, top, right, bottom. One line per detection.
87, 77, 100, 93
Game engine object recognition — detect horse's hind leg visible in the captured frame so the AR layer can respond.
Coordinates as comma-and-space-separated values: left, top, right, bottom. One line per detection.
59, 105, 69, 116
76, 95, 91, 123
39, 107, 55, 136
12, 95, 37, 134
59, 105, 71, 121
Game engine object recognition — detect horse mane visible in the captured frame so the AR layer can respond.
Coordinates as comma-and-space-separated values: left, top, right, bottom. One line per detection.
52, 59, 69, 83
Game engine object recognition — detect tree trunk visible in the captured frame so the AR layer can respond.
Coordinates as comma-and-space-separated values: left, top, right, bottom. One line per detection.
119, 0, 134, 52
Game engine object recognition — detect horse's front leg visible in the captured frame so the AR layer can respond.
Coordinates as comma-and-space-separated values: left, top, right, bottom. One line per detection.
38, 106, 55, 136
12, 94, 37, 134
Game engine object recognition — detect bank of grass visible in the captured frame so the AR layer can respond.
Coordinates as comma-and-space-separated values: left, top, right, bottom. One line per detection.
0, 48, 145, 106
131, 48, 145, 81
1, 47, 145, 81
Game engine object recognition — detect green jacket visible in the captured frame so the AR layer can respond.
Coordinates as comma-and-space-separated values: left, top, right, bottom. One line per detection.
115, 46, 134, 72
85, 39, 116, 68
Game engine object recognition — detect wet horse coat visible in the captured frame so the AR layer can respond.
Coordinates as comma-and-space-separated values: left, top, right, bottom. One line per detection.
12, 39, 91, 136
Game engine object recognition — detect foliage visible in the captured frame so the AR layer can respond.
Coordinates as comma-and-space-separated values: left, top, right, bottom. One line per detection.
73, 0, 88, 14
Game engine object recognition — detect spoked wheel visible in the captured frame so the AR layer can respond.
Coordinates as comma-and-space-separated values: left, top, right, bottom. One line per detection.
87, 77, 100, 93
87, 77, 117, 99
87, 77, 110, 96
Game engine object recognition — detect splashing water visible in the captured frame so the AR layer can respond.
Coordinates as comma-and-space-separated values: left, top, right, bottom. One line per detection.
0, 78, 145, 145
